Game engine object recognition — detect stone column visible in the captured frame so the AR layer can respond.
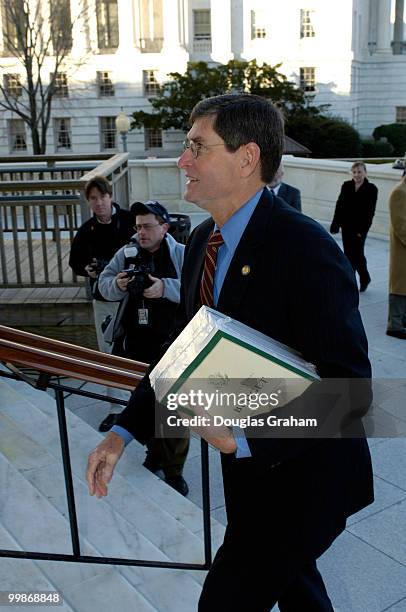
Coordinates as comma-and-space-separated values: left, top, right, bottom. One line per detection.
210, 0, 232, 64
117, 0, 135, 53
162, 0, 181, 51
367, 0, 378, 55
161, 0, 188, 72
376, 0, 392, 53
393, 0, 405, 54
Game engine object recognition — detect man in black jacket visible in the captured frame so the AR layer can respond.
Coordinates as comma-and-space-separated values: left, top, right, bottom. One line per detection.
330, 162, 378, 291
69, 175, 134, 353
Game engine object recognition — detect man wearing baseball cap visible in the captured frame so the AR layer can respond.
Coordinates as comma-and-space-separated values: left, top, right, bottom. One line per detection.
97, 200, 189, 495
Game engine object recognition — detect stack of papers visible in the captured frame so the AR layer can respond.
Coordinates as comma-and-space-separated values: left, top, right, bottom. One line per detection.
150, 306, 319, 420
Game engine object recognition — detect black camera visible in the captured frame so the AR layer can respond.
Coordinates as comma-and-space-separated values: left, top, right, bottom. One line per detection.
122, 260, 155, 297
89, 258, 109, 275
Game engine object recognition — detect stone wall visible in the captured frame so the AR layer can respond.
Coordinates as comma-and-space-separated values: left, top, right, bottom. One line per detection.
129, 156, 404, 239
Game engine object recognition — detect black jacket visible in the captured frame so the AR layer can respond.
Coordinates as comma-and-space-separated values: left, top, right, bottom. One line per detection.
69, 203, 134, 278
331, 178, 377, 235
277, 182, 302, 212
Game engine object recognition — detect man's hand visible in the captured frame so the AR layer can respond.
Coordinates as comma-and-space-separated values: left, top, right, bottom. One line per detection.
86, 432, 125, 498
143, 275, 164, 299
85, 259, 98, 279
116, 271, 133, 291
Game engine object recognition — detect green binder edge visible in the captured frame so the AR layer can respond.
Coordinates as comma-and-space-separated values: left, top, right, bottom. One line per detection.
162, 329, 317, 402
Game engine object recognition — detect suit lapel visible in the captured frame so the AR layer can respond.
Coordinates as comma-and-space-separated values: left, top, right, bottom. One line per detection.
217, 189, 274, 315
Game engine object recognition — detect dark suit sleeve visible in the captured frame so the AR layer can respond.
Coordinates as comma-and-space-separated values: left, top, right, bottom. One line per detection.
287, 186, 301, 212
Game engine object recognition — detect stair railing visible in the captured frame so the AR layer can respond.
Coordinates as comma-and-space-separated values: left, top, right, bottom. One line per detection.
0, 325, 212, 571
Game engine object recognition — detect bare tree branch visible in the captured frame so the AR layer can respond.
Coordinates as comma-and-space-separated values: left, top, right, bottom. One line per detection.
0, 0, 89, 153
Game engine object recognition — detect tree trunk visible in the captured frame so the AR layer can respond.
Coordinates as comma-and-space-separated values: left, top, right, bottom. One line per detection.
30, 126, 44, 155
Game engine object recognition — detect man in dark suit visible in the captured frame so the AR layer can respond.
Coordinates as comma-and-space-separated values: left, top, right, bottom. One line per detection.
87, 94, 373, 611
268, 162, 302, 211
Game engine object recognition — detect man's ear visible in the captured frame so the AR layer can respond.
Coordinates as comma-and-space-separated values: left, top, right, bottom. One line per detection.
240, 142, 261, 177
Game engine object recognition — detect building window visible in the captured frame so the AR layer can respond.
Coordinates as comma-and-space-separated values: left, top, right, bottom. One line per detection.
396, 107, 406, 123
251, 10, 266, 39
53, 72, 69, 97
300, 9, 315, 38
100, 116, 116, 149
54, 118, 72, 150
50, 0, 72, 52
8, 118, 27, 152
193, 9, 211, 52
3, 73, 22, 97
139, 0, 163, 53
300, 67, 316, 92
145, 127, 162, 149
96, 0, 119, 51
97, 71, 115, 97
143, 70, 160, 97
1, 0, 26, 53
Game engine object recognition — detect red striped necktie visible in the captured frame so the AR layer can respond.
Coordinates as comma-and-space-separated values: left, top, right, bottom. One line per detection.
200, 229, 224, 307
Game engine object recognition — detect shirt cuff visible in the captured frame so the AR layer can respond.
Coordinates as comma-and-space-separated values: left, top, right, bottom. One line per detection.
110, 425, 133, 446
232, 425, 252, 458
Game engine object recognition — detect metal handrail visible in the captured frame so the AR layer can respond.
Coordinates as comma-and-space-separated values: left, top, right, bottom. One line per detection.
0, 332, 212, 571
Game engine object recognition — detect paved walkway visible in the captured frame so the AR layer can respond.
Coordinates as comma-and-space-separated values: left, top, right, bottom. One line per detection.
67, 233, 406, 612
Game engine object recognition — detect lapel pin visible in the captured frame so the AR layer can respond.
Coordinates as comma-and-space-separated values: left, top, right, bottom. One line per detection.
241, 265, 251, 276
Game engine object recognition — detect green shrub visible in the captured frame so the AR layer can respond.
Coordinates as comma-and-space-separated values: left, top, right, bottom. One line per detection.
286, 114, 362, 158
372, 123, 406, 156
361, 139, 394, 157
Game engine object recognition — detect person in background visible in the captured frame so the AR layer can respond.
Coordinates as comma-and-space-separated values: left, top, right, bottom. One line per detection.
69, 175, 134, 353
268, 162, 302, 211
97, 201, 189, 496
330, 162, 377, 292
387, 170, 406, 339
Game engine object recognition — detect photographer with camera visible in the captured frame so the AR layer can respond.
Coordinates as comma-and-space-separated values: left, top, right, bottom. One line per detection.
69, 175, 134, 353
97, 201, 189, 496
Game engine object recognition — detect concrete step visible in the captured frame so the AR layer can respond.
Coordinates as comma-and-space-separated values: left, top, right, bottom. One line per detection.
0, 523, 74, 612
0, 450, 158, 612
0, 375, 225, 609
3, 374, 225, 556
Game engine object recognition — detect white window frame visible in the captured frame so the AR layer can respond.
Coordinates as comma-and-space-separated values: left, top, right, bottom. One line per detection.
193, 9, 211, 40
251, 10, 267, 39
300, 66, 316, 92
300, 9, 316, 39
53, 72, 69, 98
143, 70, 160, 97
100, 116, 117, 150
97, 71, 115, 97
8, 119, 27, 152
54, 117, 72, 151
144, 127, 163, 149
4, 73, 22, 97
396, 106, 406, 123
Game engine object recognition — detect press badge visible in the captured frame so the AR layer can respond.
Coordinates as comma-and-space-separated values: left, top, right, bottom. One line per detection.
138, 308, 149, 325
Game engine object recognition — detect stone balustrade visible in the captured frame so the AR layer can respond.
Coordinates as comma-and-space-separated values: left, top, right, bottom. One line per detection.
129, 156, 403, 239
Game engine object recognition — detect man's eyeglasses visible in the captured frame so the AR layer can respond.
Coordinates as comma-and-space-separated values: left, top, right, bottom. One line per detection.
182, 139, 226, 159
135, 223, 161, 231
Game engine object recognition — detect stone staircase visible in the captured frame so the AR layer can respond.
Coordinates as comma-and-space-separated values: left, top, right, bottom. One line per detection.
0, 373, 225, 612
